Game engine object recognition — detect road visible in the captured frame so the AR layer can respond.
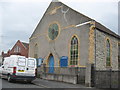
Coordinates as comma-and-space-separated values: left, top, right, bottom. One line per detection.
1, 78, 42, 88
0, 78, 109, 90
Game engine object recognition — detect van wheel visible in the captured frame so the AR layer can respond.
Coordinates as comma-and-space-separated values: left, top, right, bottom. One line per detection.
8, 75, 12, 82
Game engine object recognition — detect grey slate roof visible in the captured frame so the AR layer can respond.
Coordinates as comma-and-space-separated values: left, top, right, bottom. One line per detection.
22, 42, 29, 49
95, 21, 120, 39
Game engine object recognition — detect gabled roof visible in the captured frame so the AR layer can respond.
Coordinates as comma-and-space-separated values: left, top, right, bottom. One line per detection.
11, 40, 29, 50
30, 0, 120, 40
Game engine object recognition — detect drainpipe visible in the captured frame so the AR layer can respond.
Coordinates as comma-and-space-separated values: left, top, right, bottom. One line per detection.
94, 27, 97, 87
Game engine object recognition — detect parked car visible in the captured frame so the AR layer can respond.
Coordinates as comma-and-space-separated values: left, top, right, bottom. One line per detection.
1, 55, 37, 83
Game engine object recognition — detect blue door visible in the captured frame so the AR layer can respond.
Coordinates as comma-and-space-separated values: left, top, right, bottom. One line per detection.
49, 55, 54, 73
60, 56, 68, 67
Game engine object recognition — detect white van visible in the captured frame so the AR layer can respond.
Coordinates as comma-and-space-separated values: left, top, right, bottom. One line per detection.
1, 55, 37, 83
0, 65, 4, 77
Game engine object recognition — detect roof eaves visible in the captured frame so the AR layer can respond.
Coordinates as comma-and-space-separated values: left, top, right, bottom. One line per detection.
95, 21, 120, 39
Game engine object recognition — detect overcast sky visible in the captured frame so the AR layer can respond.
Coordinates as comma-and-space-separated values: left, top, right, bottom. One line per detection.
0, 0, 119, 53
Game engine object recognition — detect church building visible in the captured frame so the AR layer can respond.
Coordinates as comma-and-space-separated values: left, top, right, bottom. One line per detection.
29, 1, 120, 88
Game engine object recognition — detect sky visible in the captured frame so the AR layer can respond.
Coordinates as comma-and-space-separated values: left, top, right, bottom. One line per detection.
0, 0, 119, 53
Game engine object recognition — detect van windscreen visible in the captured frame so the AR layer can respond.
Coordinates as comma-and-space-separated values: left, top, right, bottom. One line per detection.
18, 57, 26, 66
27, 59, 35, 67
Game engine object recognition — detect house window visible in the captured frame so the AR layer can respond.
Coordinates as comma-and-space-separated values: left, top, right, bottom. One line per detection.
70, 36, 79, 66
14, 46, 21, 52
106, 39, 111, 67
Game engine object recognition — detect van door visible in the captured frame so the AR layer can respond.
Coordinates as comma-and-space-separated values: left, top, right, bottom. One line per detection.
16, 57, 26, 76
2, 58, 9, 76
26, 58, 36, 76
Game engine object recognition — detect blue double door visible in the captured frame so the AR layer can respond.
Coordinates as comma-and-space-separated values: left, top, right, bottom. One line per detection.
49, 55, 54, 73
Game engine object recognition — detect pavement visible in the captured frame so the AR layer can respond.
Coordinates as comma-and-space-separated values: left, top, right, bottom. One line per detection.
1, 78, 114, 90
32, 78, 90, 88
33, 79, 118, 90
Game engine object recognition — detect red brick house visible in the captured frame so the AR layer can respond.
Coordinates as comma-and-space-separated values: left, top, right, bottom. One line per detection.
2, 40, 29, 58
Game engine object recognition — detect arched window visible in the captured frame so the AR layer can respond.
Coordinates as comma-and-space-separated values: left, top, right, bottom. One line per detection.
70, 36, 79, 66
106, 39, 111, 67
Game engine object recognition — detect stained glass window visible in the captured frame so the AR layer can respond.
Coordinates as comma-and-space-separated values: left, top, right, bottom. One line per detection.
106, 39, 111, 67
48, 23, 59, 40
70, 36, 78, 66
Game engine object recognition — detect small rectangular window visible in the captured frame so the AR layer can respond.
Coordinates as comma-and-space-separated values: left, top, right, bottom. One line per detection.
14, 46, 21, 52
27, 59, 35, 67
18, 57, 26, 67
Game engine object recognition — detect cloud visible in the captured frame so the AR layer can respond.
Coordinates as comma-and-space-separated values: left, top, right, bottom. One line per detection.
0, 0, 118, 53
1, 2, 50, 52
64, 2, 118, 33
1, 30, 30, 52
2, 2, 49, 31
